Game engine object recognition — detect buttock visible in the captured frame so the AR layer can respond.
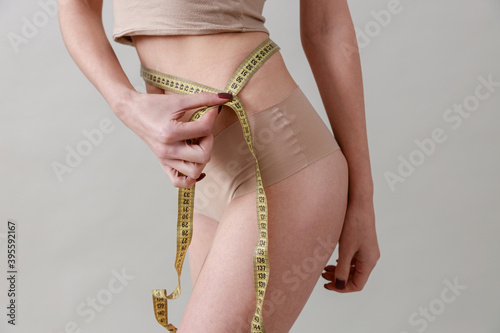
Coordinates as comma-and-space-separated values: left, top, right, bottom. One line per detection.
193, 86, 342, 221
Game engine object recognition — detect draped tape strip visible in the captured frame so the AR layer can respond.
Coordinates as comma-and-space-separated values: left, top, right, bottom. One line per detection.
141, 38, 279, 333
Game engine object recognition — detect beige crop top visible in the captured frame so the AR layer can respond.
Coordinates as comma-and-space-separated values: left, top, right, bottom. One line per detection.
111, 0, 269, 46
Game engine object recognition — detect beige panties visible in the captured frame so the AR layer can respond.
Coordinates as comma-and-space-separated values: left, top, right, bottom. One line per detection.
193, 86, 342, 221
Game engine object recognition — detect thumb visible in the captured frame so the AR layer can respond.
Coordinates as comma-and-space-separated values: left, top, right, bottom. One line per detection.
197, 106, 219, 128
172, 106, 220, 143
334, 252, 354, 290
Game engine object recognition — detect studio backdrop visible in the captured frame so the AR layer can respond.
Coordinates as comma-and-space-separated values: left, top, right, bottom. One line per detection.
1, 0, 499, 332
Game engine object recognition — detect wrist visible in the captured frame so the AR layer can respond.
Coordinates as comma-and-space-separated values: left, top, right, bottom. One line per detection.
108, 86, 138, 125
347, 179, 374, 205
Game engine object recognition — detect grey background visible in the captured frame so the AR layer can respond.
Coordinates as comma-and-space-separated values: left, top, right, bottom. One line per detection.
1, 0, 499, 332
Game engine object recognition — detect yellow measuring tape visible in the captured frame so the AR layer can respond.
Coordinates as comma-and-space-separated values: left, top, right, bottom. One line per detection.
141, 38, 280, 333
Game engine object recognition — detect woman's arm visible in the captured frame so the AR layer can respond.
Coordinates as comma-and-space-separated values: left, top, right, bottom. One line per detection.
58, 0, 231, 188
58, 0, 135, 116
300, 0, 380, 292
300, 0, 373, 202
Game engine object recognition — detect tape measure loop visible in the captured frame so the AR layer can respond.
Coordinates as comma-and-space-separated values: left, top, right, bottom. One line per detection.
141, 38, 279, 333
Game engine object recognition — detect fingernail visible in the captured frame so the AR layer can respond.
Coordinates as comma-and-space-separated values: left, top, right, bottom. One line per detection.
218, 105, 222, 114
218, 92, 233, 99
335, 279, 345, 290
196, 173, 206, 182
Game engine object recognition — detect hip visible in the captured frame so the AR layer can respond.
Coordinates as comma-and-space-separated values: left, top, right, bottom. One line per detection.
194, 86, 343, 221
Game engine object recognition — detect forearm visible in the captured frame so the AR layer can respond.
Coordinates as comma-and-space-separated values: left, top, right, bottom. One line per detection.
58, 0, 135, 120
301, 7, 373, 203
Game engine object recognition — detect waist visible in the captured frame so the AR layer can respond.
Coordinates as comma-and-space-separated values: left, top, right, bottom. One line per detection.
133, 32, 298, 137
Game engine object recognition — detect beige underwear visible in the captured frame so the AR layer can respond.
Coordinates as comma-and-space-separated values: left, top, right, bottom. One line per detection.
193, 86, 342, 221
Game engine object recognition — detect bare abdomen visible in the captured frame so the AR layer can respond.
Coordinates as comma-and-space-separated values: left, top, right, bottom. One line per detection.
132, 31, 298, 137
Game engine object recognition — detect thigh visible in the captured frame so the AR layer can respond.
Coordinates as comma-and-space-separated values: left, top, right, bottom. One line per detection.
188, 212, 219, 286
178, 149, 349, 333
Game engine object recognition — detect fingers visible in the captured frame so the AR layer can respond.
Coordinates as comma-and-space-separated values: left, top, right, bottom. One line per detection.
157, 103, 221, 189
157, 132, 214, 165
349, 261, 372, 292
161, 92, 231, 188
161, 158, 204, 180
159, 134, 212, 187
322, 254, 378, 293
165, 167, 196, 189
156, 126, 214, 183
163, 164, 205, 189
166, 92, 231, 141
167, 106, 219, 142
329, 252, 355, 291
135, 91, 231, 189
322, 265, 356, 288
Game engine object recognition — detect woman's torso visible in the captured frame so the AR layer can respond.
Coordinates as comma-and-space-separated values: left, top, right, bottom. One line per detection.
132, 32, 298, 137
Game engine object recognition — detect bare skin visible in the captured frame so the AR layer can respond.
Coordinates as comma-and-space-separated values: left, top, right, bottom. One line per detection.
58, 0, 380, 331
186, 150, 348, 332
301, 0, 380, 293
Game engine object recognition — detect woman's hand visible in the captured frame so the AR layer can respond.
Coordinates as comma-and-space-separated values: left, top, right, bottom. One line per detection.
118, 90, 232, 188
59, 0, 232, 189
322, 198, 380, 292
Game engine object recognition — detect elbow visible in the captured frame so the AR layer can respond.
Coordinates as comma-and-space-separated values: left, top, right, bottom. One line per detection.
301, 19, 358, 61
300, 12, 343, 50
300, 21, 334, 59
301, 17, 352, 45
301, 19, 333, 41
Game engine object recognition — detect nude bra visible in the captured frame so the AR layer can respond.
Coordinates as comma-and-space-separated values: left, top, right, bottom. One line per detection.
111, 0, 269, 46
